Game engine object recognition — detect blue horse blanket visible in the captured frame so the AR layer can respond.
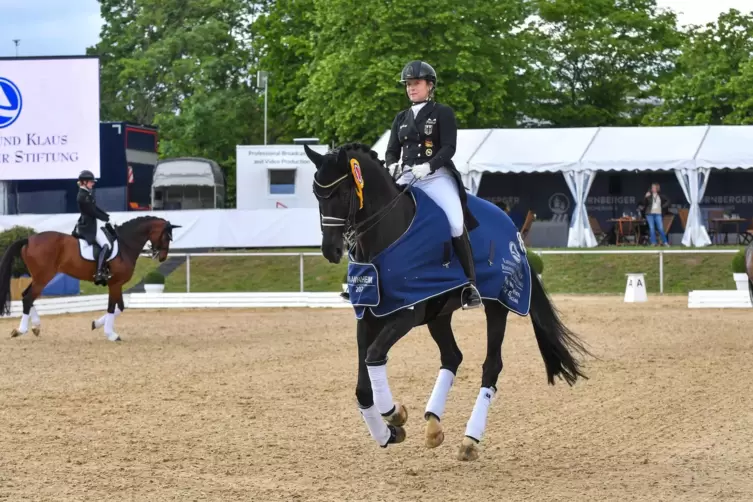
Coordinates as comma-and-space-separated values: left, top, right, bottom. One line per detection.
347, 187, 532, 319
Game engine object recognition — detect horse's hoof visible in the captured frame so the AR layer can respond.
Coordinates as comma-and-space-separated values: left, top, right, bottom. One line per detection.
390, 425, 406, 445
10, 328, 25, 338
31, 326, 40, 337
425, 415, 444, 448
457, 436, 480, 461
385, 403, 408, 427
91, 321, 96, 331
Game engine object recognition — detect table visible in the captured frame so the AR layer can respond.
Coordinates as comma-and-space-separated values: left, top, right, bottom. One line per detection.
608, 218, 645, 246
710, 218, 747, 245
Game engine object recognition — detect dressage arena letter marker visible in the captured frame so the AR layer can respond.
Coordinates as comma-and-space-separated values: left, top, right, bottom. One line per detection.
624, 273, 648, 303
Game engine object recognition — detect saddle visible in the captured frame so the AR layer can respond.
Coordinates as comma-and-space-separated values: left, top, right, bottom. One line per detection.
72, 224, 120, 263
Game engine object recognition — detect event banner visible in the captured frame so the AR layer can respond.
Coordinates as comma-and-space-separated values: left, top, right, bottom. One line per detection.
0, 57, 100, 180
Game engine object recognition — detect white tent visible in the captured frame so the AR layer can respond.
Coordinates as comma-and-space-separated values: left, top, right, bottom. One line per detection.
371, 124, 753, 248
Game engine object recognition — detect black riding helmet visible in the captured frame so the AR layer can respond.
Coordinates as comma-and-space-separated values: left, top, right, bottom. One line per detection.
400, 61, 437, 102
78, 170, 96, 182
400, 61, 437, 84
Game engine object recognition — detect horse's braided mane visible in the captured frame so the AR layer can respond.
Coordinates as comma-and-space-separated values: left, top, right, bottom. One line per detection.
330, 142, 386, 167
116, 215, 162, 233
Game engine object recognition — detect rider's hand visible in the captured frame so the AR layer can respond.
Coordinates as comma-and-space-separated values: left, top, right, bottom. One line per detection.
412, 163, 432, 180
387, 162, 401, 178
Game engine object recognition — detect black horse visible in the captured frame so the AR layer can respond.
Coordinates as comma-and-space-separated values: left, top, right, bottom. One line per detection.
305, 143, 589, 461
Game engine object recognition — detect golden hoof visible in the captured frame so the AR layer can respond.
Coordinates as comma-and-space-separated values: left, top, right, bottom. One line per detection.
425, 415, 444, 448
457, 437, 480, 461
10, 329, 24, 338
32, 326, 40, 337
385, 403, 408, 427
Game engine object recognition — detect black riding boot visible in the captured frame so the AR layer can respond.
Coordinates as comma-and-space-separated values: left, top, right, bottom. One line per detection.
94, 244, 111, 286
452, 230, 482, 310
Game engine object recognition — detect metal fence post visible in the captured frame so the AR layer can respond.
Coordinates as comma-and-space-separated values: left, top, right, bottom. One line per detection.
299, 253, 304, 292
186, 254, 191, 293
659, 251, 664, 295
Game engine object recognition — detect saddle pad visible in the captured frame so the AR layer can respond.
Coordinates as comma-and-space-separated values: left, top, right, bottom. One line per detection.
78, 239, 120, 262
346, 187, 531, 319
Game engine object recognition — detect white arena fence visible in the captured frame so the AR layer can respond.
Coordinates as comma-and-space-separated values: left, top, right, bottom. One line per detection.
162, 249, 740, 295
1, 249, 743, 318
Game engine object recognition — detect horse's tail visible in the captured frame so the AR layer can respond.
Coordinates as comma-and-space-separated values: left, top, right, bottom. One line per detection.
528, 272, 592, 386
0, 238, 28, 316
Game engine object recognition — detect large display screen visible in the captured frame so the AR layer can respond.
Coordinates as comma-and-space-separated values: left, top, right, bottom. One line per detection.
0, 57, 100, 180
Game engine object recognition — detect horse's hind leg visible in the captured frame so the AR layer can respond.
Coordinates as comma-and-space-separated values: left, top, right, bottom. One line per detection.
11, 278, 53, 338
458, 301, 509, 461
424, 313, 462, 448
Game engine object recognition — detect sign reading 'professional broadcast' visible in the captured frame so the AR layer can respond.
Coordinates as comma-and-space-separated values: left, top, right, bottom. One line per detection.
0, 57, 100, 180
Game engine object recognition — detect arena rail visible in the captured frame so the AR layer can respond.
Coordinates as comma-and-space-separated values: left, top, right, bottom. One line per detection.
3, 293, 349, 318
154, 249, 741, 295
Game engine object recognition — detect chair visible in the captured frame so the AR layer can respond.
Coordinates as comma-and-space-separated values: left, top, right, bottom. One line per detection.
707, 209, 725, 244
741, 218, 753, 246
678, 208, 689, 230
520, 210, 535, 245
589, 216, 609, 246
662, 214, 675, 243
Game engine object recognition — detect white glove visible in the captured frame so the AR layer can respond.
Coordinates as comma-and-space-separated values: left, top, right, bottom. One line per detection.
387, 162, 401, 178
411, 163, 432, 180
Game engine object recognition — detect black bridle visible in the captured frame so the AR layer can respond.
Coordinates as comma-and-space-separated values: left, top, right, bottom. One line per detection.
147, 223, 179, 259
313, 165, 415, 249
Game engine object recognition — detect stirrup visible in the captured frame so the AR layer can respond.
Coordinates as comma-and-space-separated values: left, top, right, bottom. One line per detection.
461, 284, 482, 310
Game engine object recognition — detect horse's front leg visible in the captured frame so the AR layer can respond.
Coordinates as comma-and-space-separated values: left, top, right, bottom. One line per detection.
424, 313, 462, 448
364, 310, 414, 443
356, 316, 405, 447
458, 301, 509, 461
101, 283, 124, 342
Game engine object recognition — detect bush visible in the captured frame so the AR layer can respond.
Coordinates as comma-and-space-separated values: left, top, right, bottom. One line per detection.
731, 249, 747, 274
144, 271, 165, 284
0, 225, 36, 278
527, 252, 544, 275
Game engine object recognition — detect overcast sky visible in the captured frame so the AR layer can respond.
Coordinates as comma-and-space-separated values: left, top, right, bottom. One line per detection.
0, 0, 752, 58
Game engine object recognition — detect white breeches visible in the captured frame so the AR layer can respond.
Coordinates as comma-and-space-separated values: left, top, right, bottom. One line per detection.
95, 226, 110, 248
397, 167, 464, 237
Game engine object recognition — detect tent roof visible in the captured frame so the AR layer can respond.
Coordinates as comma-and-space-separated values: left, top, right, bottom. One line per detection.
466, 127, 598, 174
371, 125, 753, 174
153, 157, 225, 188
580, 125, 709, 172
695, 125, 753, 169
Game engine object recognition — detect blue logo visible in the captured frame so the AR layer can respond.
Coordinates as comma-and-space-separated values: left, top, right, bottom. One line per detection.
0, 77, 22, 129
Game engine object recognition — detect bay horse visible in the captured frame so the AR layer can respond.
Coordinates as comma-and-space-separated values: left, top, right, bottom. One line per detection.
0, 216, 179, 342
305, 143, 590, 461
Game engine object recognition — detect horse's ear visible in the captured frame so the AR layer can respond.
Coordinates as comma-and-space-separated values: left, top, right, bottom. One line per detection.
336, 147, 348, 170
304, 144, 323, 169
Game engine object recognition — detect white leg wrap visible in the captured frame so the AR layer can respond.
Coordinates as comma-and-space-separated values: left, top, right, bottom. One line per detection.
30, 307, 41, 326
425, 368, 455, 419
366, 364, 395, 416
104, 313, 115, 335
18, 314, 30, 333
464, 387, 495, 442
94, 307, 121, 329
359, 405, 391, 446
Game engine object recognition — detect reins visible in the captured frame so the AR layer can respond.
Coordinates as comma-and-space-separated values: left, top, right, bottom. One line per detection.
314, 164, 416, 248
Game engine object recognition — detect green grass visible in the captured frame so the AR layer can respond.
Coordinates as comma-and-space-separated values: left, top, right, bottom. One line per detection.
77, 245, 744, 296
79, 257, 160, 295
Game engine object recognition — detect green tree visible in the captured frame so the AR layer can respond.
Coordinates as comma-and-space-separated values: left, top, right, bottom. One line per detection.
297, 0, 538, 145
644, 9, 753, 125
251, 0, 316, 144
89, 0, 262, 207
529, 0, 682, 127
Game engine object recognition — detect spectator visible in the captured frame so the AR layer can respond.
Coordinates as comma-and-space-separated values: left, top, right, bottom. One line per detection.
638, 183, 670, 246
495, 201, 510, 213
